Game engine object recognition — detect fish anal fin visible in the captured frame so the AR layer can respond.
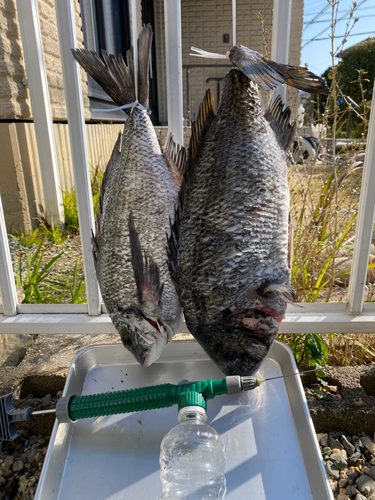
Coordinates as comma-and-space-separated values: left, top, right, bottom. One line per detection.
92, 132, 122, 267
264, 95, 296, 152
163, 133, 187, 183
128, 214, 163, 308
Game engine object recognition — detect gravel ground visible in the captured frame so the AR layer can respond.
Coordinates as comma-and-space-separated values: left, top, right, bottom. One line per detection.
318, 432, 375, 499
0, 393, 60, 500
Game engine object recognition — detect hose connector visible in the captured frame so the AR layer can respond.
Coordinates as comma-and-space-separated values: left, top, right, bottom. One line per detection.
241, 377, 261, 391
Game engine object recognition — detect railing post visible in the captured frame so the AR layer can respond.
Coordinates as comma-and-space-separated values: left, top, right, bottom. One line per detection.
347, 78, 375, 314
0, 195, 18, 316
270, 0, 292, 104
55, 0, 101, 315
164, 0, 183, 146
16, 0, 64, 226
232, 0, 236, 47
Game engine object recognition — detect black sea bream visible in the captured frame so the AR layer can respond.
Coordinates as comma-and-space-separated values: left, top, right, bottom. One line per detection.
72, 25, 185, 367
168, 45, 329, 376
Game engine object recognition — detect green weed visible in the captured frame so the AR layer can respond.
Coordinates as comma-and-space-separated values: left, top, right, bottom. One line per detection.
16, 237, 66, 304
38, 218, 68, 245
68, 262, 87, 304
9, 227, 44, 248
62, 189, 79, 232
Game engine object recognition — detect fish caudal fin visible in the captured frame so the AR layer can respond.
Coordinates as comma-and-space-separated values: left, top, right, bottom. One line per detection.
166, 89, 215, 290
264, 96, 296, 152
72, 24, 152, 110
92, 132, 122, 269
228, 45, 329, 95
129, 214, 164, 308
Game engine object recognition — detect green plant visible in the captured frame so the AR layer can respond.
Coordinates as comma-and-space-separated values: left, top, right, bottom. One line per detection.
277, 334, 328, 375
16, 237, 66, 304
8, 227, 43, 248
38, 218, 67, 245
62, 160, 105, 229
62, 189, 79, 232
69, 261, 87, 304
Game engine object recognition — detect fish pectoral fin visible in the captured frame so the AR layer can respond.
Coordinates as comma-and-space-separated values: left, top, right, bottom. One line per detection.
129, 214, 164, 307
257, 281, 296, 304
228, 45, 329, 95
264, 96, 296, 152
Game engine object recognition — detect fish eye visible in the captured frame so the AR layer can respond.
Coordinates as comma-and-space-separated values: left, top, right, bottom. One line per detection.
122, 337, 132, 347
222, 348, 238, 363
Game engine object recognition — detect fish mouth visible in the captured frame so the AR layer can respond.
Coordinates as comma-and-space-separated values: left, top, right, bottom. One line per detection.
132, 312, 173, 343
122, 310, 173, 367
241, 307, 283, 330
208, 307, 283, 376
225, 306, 283, 331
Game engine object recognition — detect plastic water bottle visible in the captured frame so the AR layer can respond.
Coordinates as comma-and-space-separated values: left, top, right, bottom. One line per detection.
159, 402, 226, 499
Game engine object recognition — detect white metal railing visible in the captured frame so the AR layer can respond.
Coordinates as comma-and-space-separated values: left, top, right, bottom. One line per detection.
1, 0, 375, 336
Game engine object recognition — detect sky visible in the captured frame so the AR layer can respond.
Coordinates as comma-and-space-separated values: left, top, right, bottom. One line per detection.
301, 0, 375, 76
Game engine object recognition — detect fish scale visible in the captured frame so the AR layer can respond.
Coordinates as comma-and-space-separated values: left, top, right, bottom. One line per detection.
179, 72, 290, 318
98, 107, 181, 327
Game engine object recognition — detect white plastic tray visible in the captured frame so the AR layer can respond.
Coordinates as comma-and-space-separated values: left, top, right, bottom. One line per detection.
35, 340, 332, 499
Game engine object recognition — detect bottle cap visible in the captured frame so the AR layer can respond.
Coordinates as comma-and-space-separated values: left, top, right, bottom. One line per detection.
178, 391, 206, 411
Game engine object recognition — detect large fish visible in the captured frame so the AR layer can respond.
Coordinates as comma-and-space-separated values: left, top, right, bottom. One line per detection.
72, 25, 185, 367
168, 45, 329, 376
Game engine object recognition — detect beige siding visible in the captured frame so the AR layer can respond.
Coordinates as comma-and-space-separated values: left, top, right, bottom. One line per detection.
154, 0, 303, 123
0, 0, 30, 119
0, 122, 124, 232
0, 0, 89, 121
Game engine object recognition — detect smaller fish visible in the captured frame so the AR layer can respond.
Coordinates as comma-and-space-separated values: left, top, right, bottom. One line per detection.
72, 25, 186, 367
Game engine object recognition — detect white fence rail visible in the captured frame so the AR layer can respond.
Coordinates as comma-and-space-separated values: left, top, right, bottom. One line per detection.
0, 0, 375, 337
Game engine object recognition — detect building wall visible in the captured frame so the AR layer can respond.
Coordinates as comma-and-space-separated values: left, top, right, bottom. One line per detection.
154, 0, 304, 124
1, 122, 124, 232
0, 0, 89, 121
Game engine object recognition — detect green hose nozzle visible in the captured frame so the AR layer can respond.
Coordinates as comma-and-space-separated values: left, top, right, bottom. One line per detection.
55, 376, 261, 423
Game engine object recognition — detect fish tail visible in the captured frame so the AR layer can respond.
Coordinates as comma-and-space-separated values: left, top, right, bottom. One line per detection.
228, 46, 329, 95
72, 24, 152, 109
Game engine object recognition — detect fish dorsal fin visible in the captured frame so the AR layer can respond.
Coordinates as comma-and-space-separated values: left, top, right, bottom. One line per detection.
228, 45, 329, 95
92, 132, 122, 268
264, 96, 296, 152
190, 89, 215, 163
71, 24, 152, 109
163, 133, 187, 182
166, 90, 215, 290
128, 213, 164, 307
